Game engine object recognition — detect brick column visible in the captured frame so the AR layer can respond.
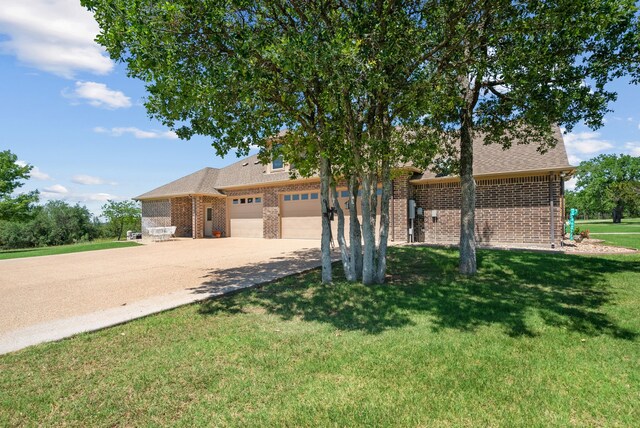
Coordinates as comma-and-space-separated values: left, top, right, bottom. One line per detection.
263, 188, 280, 239
391, 173, 412, 242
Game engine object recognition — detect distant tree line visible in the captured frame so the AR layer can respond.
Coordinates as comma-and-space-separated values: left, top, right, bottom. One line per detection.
0, 150, 141, 249
566, 154, 640, 222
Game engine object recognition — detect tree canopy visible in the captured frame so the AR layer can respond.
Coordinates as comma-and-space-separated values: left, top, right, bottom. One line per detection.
0, 150, 39, 222
573, 154, 640, 222
101, 200, 141, 240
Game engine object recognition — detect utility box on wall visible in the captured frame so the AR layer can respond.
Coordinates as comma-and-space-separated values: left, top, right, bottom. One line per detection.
408, 200, 416, 220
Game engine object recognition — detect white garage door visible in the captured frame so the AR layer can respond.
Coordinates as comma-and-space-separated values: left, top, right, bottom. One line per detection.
280, 189, 381, 240
229, 195, 263, 238
281, 191, 322, 239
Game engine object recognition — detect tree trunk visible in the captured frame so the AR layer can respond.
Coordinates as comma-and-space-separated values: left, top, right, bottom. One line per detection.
348, 176, 363, 281
361, 172, 377, 285
332, 183, 355, 281
612, 202, 623, 223
320, 156, 333, 283
374, 161, 392, 284
459, 116, 477, 275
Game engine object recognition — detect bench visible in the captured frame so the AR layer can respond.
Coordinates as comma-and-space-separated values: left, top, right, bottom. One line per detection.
147, 226, 177, 242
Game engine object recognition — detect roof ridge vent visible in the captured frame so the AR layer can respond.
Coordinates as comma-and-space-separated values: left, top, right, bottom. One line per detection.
242, 162, 249, 166
254, 160, 260, 164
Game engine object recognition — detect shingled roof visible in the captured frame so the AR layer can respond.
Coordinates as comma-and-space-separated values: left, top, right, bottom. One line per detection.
134, 167, 222, 200
136, 127, 573, 200
414, 126, 572, 181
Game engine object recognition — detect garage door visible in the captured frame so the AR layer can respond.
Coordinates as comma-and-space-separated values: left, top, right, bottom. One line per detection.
280, 189, 381, 240
281, 191, 322, 239
229, 195, 263, 238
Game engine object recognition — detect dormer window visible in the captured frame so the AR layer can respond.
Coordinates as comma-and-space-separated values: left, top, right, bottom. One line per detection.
272, 156, 284, 170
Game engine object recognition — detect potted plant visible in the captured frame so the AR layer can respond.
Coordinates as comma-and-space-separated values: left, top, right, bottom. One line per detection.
213, 230, 222, 238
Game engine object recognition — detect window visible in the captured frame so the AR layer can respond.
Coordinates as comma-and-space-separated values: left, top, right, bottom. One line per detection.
377, 188, 383, 196
292, 194, 300, 201
310, 193, 319, 200
240, 198, 246, 204
248, 197, 253, 203
301, 193, 309, 200
255, 197, 261, 203
272, 156, 284, 170
341, 190, 349, 198
284, 194, 291, 201
232, 199, 239, 204
206, 208, 212, 221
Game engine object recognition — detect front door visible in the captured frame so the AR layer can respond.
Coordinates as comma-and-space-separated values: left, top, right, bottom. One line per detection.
204, 206, 213, 237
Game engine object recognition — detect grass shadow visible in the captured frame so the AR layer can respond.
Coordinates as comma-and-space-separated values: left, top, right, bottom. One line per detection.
198, 246, 639, 339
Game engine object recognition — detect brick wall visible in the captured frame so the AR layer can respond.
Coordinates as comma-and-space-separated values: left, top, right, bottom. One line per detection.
413, 174, 564, 245
170, 196, 193, 237
391, 173, 411, 242
141, 200, 171, 235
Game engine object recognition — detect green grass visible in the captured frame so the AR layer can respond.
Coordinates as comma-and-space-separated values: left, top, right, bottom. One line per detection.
1, 247, 639, 426
575, 217, 640, 233
0, 240, 141, 260
574, 218, 640, 249
589, 234, 640, 250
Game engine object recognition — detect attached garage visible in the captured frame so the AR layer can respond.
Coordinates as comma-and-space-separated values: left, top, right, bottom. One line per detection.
280, 191, 322, 239
280, 189, 381, 240
229, 195, 263, 238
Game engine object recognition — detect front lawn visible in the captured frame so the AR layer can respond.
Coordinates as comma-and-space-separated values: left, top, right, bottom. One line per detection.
1, 247, 638, 426
0, 240, 141, 260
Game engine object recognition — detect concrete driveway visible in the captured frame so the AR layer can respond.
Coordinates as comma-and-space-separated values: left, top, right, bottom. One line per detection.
0, 238, 322, 353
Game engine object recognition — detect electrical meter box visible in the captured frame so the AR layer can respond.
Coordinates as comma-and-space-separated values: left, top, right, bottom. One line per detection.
408, 200, 416, 220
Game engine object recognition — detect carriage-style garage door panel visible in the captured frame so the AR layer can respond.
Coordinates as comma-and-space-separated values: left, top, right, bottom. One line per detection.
281, 192, 321, 239
229, 196, 263, 238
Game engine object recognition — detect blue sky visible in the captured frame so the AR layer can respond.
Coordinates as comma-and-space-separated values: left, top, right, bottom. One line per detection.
1, 1, 639, 216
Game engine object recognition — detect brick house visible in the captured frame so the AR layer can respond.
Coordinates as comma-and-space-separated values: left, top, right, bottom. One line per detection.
135, 128, 574, 246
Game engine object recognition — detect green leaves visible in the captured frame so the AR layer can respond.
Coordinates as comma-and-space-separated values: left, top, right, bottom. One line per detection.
574, 154, 640, 217
0, 150, 39, 222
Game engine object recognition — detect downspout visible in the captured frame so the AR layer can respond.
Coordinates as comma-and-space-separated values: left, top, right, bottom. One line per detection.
391, 181, 395, 242
549, 174, 555, 248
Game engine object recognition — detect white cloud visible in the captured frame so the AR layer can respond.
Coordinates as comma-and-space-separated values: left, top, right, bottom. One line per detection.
564, 131, 613, 154
72, 174, 117, 185
42, 184, 68, 194
565, 177, 577, 191
568, 154, 583, 166
40, 190, 118, 203
94, 126, 179, 140
0, 1, 113, 78
65, 81, 131, 109
16, 160, 52, 180
624, 142, 640, 157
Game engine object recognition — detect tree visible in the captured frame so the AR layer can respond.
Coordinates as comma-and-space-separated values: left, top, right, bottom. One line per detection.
0, 150, 38, 221
574, 154, 640, 222
83, 0, 443, 284
422, 0, 640, 274
0, 201, 99, 249
101, 200, 141, 240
